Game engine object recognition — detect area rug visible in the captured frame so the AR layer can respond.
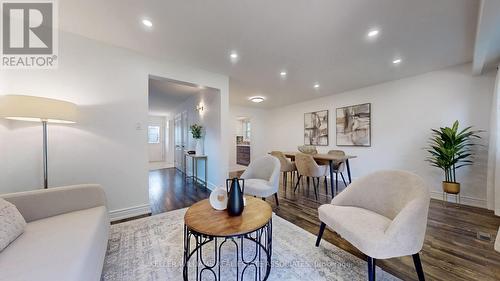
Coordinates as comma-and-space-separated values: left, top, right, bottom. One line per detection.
101, 208, 399, 281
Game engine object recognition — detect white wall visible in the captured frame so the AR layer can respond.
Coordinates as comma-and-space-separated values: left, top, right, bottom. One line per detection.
174, 88, 222, 188
266, 64, 495, 207
228, 106, 270, 171
0, 32, 229, 220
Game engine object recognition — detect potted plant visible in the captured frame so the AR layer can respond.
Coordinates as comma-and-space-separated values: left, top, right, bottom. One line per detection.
190, 124, 204, 155
426, 120, 481, 194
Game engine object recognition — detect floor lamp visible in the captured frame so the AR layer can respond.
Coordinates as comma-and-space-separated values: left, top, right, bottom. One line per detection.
0, 95, 78, 189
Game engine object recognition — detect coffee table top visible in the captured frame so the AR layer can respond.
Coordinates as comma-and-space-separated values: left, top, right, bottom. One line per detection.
184, 197, 272, 237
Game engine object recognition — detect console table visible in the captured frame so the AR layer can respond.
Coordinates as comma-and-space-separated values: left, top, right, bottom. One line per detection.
183, 197, 273, 280
184, 154, 207, 189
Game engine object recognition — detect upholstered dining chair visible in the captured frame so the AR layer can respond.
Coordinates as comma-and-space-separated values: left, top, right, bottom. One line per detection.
270, 151, 297, 193
297, 145, 318, 155
241, 155, 281, 205
294, 153, 329, 200
328, 150, 348, 193
315, 170, 430, 281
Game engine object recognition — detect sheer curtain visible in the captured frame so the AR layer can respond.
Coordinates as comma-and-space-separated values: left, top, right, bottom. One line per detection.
487, 66, 500, 216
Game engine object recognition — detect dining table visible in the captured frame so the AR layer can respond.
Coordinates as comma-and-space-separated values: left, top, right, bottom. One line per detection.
282, 152, 357, 196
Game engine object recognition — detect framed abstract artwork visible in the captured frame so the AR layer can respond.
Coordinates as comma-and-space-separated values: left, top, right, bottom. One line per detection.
336, 103, 371, 146
304, 110, 328, 146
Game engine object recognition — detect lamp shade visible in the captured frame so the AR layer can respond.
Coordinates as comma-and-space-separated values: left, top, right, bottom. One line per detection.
0, 95, 77, 124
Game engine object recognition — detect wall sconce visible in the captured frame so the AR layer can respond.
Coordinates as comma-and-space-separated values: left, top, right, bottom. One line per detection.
196, 104, 204, 112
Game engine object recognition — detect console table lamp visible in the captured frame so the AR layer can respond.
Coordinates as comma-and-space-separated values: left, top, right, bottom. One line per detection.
0, 95, 77, 188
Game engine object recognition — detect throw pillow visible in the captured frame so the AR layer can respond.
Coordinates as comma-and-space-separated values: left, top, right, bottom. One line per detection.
0, 198, 27, 252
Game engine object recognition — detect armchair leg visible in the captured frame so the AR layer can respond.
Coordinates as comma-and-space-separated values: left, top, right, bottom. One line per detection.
324, 176, 328, 195
315, 222, 326, 247
335, 172, 339, 194
294, 175, 302, 192
274, 193, 279, 206
340, 172, 347, 187
367, 256, 376, 281
312, 177, 319, 200
412, 253, 425, 281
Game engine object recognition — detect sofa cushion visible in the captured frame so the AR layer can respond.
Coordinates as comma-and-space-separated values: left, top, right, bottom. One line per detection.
0, 206, 109, 281
0, 198, 26, 252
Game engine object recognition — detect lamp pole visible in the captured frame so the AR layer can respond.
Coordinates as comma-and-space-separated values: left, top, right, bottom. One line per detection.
42, 120, 48, 189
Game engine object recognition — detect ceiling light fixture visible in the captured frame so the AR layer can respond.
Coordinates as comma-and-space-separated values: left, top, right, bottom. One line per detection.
392, 58, 402, 65
142, 19, 153, 28
314, 83, 320, 89
280, 71, 287, 78
367, 29, 380, 38
230, 51, 239, 62
249, 96, 265, 103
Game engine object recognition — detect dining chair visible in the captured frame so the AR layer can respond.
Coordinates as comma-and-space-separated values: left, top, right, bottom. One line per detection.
294, 153, 328, 200
270, 151, 297, 193
316, 170, 430, 281
328, 150, 348, 194
240, 155, 281, 206
297, 145, 318, 155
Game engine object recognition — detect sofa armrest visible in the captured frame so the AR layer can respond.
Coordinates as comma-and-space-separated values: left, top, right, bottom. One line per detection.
0, 184, 107, 222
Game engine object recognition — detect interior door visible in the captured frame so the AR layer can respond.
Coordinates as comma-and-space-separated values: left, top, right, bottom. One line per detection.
174, 111, 188, 172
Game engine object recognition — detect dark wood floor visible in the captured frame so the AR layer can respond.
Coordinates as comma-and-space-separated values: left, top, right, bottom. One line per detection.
142, 167, 500, 281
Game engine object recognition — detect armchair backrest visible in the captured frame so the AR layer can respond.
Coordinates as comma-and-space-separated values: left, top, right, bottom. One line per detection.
298, 145, 318, 155
332, 170, 430, 220
328, 150, 346, 172
241, 155, 280, 186
295, 153, 323, 177
270, 151, 293, 171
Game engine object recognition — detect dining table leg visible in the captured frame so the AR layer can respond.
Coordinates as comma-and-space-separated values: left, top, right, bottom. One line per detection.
329, 160, 335, 197
346, 159, 352, 183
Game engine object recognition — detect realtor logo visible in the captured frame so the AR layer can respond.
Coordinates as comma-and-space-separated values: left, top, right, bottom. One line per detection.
1, 0, 58, 68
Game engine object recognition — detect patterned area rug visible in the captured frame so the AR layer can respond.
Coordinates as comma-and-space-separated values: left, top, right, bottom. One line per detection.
101, 208, 399, 281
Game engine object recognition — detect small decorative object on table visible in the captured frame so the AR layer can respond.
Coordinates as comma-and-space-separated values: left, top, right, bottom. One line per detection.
226, 178, 245, 216
209, 187, 228, 210
190, 124, 204, 155
426, 120, 482, 205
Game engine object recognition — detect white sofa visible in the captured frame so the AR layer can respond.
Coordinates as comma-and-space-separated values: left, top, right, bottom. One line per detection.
0, 184, 109, 281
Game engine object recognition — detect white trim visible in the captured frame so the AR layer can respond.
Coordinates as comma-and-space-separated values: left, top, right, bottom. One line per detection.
429, 191, 487, 208
109, 204, 151, 221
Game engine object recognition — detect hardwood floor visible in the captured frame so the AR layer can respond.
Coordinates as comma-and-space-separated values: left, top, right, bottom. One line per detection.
136, 167, 500, 280
149, 168, 210, 214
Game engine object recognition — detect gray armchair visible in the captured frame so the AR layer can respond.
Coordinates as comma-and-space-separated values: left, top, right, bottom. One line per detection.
315, 170, 430, 281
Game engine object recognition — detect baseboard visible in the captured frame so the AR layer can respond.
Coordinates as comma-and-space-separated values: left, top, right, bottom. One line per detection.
109, 204, 151, 221
429, 191, 487, 208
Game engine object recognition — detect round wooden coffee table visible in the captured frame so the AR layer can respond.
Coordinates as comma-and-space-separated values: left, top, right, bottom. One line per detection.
183, 197, 273, 281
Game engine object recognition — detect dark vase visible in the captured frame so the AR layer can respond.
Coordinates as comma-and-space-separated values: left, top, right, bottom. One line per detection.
226, 178, 245, 216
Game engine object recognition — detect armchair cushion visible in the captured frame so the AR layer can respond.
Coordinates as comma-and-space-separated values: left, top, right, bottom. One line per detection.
243, 179, 278, 198
318, 205, 393, 258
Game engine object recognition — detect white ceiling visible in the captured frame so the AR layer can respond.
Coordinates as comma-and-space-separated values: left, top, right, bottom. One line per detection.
148, 78, 201, 116
60, 0, 483, 108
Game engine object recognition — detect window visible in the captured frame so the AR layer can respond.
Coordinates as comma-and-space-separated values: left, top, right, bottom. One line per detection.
243, 120, 251, 140
148, 126, 160, 144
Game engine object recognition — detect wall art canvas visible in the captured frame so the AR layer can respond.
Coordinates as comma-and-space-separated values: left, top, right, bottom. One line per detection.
304, 110, 328, 146
336, 103, 371, 146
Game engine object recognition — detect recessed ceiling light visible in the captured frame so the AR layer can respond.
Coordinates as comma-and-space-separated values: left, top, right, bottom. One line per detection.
280, 71, 287, 78
314, 83, 320, 89
142, 19, 153, 28
230, 51, 239, 62
392, 58, 402, 64
249, 96, 265, 103
367, 29, 380, 38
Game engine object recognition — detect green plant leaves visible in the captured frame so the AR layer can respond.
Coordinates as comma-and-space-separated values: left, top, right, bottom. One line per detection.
425, 120, 481, 182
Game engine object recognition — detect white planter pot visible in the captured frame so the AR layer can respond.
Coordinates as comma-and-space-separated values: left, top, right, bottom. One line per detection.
195, 139, 204, 155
